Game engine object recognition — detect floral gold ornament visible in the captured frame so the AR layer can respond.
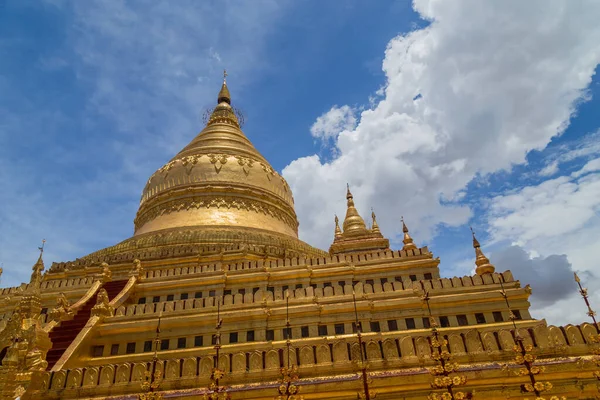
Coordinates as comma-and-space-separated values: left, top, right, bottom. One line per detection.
139, 315, 163, 400
353, 289, 376, 400
574, 272, 600, 383
275, 291, 303, 400
421, 290, 471, 400
499, 276, 565, 400
203, 299, 231, 400
0, 242, 52, 399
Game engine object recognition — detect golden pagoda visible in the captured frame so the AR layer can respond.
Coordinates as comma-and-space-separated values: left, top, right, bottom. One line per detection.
1, 75, 599, 399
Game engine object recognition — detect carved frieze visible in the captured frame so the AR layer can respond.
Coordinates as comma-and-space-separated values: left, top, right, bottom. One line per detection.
134, 194, 298, 232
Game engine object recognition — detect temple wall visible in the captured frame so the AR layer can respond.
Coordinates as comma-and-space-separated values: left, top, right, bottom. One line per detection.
35, 321, 600, 399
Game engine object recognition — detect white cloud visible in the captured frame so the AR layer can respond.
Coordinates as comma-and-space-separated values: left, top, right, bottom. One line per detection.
284, 0, 600, 251
488, 164, 600, 249
527, 266, 600, 326
486, 160, 600, 324
310, 105, 357, 141
537, 129, 600, 178
538, 161, 559, 177
573, 157, 600, 178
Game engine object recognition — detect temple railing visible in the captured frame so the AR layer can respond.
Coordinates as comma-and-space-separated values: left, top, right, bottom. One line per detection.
49, 243, 431, 273
0, 276, 96, 297
114, 271, 517, 319
36, 321, 599, 397
141, 247, 435, 281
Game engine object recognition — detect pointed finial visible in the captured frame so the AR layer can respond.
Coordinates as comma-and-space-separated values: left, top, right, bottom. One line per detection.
573, 271, 600, 332
470, 227, 495, 275
217, 70, 231, 104
33, 239, 45, 272
27, 240, 46, 294
345, 184, 356, 208
38, 239, 46, 255
401, 216, 409, 233
334, 214, 342, 238
32, 238, 46, 272
371, 208, 380, 233
470, 226, 481, 248
401, 216, 417, 251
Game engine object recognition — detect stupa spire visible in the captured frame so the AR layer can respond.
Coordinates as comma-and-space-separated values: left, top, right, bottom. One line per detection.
471, 227, 495, 275
371, 208, 380, 233
342, 184, 367, 234
334, 215, 342, 239
217, 69, 231, 104
401, 217, 417, 251
29, 239, 45, 290
205, 70, 240, 128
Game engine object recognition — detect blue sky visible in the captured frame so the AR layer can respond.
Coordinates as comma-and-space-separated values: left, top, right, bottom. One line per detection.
1, 0, 600, 325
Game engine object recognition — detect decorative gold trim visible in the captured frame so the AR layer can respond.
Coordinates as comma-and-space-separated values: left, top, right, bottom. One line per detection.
135, 194, 298, 233
144, 154, 292, 205
49, 226, 327, 272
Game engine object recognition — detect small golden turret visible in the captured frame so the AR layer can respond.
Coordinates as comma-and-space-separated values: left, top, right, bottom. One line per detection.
334, 215, 342, 239
401, 217, 417, 251
329, 186, 390, 255
342, 185, 367, 235
471, 227, 495, 275
371, 209, 380, 234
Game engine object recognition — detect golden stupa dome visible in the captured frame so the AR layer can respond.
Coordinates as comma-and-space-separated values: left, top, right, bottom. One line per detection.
134, 77, 298, 239
48, 75, 326, 272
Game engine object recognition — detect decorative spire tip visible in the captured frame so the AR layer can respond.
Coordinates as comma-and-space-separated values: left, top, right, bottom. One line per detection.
401, 216, 417, 250
217, 70, 231, 104
38, 239, 46, 255
470, 226, 480, 248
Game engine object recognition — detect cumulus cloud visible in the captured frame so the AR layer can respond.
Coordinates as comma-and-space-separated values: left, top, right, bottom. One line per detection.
310, 105, 357, 141
284, 0, 600, 250
528, 269, 600, 325
488, 162, 600, 257
486, 159, 600, 324
493, 245, 577, 308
